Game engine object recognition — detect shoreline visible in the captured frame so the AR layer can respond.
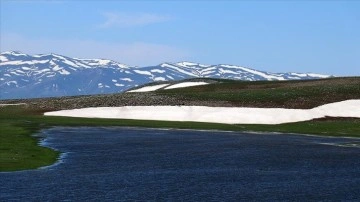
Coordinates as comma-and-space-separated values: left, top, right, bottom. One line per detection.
3, 125, 359, 173
45, 124, 360, 140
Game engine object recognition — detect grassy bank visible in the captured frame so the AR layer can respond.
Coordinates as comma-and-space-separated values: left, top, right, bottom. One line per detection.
0, 106, 59, 171
1, 105, 359, 171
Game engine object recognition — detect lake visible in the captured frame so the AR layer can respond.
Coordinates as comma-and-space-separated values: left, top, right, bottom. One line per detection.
1, 127, 360, 201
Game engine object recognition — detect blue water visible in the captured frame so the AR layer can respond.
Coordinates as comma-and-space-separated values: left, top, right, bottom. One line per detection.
1, 127, 360, 201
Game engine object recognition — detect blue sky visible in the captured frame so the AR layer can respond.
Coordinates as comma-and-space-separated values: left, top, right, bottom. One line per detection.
1, 0, 359, 76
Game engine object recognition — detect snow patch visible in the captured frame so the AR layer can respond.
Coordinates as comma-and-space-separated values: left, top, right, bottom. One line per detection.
151, 69, 166, 73
45, 100, 360, 125
154, 77, 166, 81
52, 54, 68, 61
75, 61, 91, 68
120, 78, 133, 82
6, 81, 18, 86
59, 69, 70, 75
52, 65, 62, 71
16, 70, 25, 74
290, 73, 307, 77
200, 67, 216, 73
2, 51, 27, 56
117, 64, 128, 68
307, 73, 331, 78
161, 63, 198, 77
127, 84, 169, 92
0, 60, 48, 66
97, 59, 111, 65
219, 68, 238, 74
165, 82, 209, 89
34, 69, 51, 74
10, 71, 22, 76
61, 59, 79, 67
176, 62, 210, 68
21, 67, 32, 70
98, 83, 110, 88
221, 65, 286, 80
134, 69, 152, 76
0, 55, 8, 62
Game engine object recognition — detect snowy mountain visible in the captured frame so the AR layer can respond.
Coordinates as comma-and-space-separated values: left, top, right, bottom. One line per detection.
0, 51, 331, 99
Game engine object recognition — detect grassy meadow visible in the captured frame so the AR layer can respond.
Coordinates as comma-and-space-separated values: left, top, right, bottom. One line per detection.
1, 77, 359, 171
155, 77, 360, 108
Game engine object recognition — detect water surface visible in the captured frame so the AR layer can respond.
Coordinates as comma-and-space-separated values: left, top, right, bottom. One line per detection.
1, 127, 360, 201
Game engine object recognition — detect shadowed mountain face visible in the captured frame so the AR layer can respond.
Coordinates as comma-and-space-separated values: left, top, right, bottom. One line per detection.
0, 51, 330, 99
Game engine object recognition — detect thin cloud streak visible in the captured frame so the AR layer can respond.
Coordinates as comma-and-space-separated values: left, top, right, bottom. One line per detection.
99, 12, 171, 28
4, 0, 65, 4
1, 33, 190, 66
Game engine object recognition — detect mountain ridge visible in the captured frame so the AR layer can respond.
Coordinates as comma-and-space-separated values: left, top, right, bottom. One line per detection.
0, 51, 331, 99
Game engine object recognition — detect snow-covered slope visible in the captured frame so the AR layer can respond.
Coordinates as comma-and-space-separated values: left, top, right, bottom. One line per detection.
45, 100, 360, 125
0, 51, 331, 99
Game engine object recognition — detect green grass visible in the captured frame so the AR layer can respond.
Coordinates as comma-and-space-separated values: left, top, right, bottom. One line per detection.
236, 119, 360, 137
156, 77, 360, 108
1, 105, 359, 172
0, 107, 59, 171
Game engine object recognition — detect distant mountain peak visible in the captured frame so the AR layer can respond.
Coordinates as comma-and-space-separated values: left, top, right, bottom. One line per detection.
0, 51, 332, 99
175, 61, 211, 68
1, 51, 28, 56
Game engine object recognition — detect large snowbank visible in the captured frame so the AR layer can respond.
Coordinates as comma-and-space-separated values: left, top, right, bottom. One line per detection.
44, 100, 360, 125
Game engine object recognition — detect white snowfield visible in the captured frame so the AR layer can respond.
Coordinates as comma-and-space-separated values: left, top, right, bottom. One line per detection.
164, 82, 209, 89
127, 84, 169, 92
44, 100, 360, 125
127, 82, 210, 92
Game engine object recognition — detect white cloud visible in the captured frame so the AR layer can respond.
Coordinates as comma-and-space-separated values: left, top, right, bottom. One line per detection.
99, 12, 171, 28
0, 33, 190, 66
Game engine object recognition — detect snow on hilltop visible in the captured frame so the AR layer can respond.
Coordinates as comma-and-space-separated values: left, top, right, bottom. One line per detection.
127, 84, 170, 93
0, 51, 332, 99
127, 81, 210, 92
